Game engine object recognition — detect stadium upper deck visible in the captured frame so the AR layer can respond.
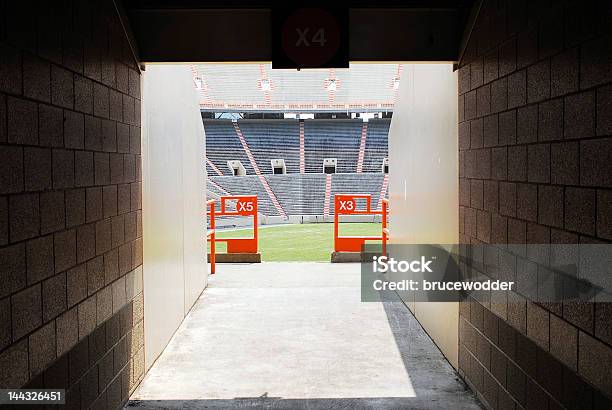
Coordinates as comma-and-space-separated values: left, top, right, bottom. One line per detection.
192, 63, 403, 112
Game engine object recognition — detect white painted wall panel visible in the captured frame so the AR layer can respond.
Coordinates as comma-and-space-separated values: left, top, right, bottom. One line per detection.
142, 65, 208, 370
388, 64, 459, 368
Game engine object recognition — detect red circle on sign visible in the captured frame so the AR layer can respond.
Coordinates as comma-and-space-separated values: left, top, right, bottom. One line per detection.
281, 8, 341, 68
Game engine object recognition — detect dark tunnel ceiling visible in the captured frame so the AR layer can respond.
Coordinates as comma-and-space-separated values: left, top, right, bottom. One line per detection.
121, 0, 477, 63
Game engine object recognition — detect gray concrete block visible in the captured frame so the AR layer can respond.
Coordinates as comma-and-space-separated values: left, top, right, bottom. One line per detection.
551, 47, 579, 97
54, 228, 77, 273
564, 91, 595, 139
87, 256, 105, 295
9, 193, 40, 243
564, 187, 596, 235
102, 119, 117, 152
110, 153, 124, 184
28, 321, 56, 376
94, 152, 111, 186
0, 145, 25, 194
42, 273, 67, 323
527, 144, 550, 184
104, 248, 119, 285
75, 150, 94, 187
65, 188, 86, 228
67, 263, 87, 308
74, 75, 93, 114
516, 183, 537, 222
86, 187, 103, 223
0, 297, 11, 351
104, 186, 118, 219
26, 234, 55, 285
64, 110, 84, 149
11, 284, 42, 340
78, 295, 97, 339
94, 83, 110, 119
0, 339, 29, 388
7, 96, 38, 145
580, 138, 612, 188
549, 314, 577, 371
38, 104, 63, 147
0, 243, 27, 299
40, 191, 65, 234
84, 115, 102, 151
538, 98, 563, 141
52, 149, 75, 189
551, 142, 579, 185
51, 65, 74, 109
507, 70, 526, 109
578, 331, 612, 398
56, 307, 78, 357
527, 60, 550, 103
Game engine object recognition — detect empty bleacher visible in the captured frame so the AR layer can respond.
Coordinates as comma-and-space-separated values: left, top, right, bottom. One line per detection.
303, 120, 363, 173
203, 118, 388, 175
329, 173, 386, 214
265, 174, 326, 215
362, 119, 390, 173
208, 173, 385, 217
209, 176, 278, 216
203, 120, 255, 175
204, 119, 389, 217
239, 120, 301, 174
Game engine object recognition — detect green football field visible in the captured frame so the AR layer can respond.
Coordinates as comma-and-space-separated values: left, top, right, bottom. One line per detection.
208, 222, 382, 261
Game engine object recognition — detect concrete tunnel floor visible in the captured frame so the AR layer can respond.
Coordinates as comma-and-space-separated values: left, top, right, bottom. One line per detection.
127, 263, 482, 409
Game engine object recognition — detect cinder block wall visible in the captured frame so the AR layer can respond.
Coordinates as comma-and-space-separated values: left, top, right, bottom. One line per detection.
458, 0, 611, 408
0, 1, 144, 408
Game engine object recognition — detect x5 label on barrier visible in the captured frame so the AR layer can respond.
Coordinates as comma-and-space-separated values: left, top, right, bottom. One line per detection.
236, 198, 256, 215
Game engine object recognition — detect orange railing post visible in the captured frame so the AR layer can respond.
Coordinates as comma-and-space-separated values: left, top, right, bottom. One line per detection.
206, 199, 216, 274
382, 198, 389, 256
333, 193, 389, 254
217, 195, 258, 254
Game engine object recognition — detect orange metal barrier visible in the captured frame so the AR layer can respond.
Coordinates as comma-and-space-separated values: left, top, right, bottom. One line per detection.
210, 195, 258, 254
334, 194, 389, 254
206, 199, 216, 274
382, 198, 389, 256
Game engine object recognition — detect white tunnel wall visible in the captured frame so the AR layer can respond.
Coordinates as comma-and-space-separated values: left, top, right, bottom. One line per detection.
388, 64, 459, 367
141, 65, 208, 370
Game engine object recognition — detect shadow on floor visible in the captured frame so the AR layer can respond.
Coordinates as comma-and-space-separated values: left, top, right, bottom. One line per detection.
127, 396, 467, 409
127, 265, 482, 409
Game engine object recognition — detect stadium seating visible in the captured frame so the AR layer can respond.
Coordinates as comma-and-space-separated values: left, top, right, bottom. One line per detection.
204, 118, 389, 217
209, 176, 278, 216
204, 120, 255, 175
329, 173, 386, 214
203, 118, 389, 176
238, 120, 301, 174
209, 173, 386, 217
265, 174, 326, 215
362, 119, 390, 173
303, 120, 363, 173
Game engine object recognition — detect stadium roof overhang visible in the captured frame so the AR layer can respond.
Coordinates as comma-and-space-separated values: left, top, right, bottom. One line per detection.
121, 1, 478, 65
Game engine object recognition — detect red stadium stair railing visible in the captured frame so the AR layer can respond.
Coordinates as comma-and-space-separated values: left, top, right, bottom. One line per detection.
206, 199, 216, 274
333, 194, 389, 258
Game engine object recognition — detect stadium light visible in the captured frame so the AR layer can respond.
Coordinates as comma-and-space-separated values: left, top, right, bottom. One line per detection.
260, 79, 271, 91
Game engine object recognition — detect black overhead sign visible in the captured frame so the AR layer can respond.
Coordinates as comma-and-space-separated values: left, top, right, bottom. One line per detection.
272, 7, 349, 69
